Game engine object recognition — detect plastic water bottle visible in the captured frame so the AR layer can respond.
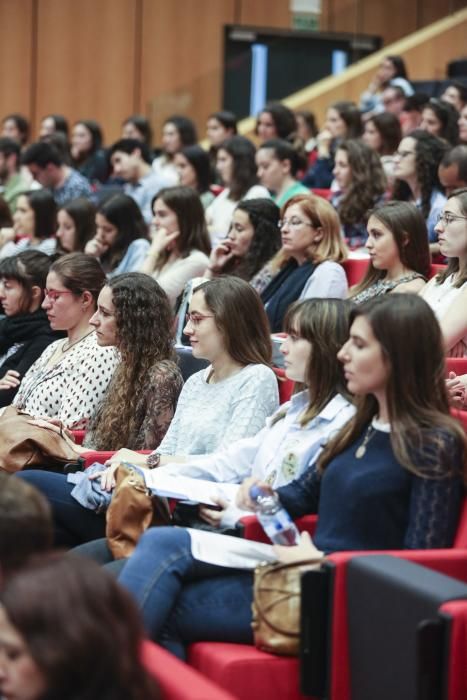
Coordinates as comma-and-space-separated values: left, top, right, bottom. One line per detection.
249, 485, 300, 546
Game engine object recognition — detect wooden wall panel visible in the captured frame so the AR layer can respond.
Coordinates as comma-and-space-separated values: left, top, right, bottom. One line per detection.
0, 0, 34, 122
34, 0, 138, 142
140, 0, 235, 146
238, 0, 291, 28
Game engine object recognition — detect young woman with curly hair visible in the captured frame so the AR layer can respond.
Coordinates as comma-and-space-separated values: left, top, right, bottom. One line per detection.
205, 198, 281, 282
393, 129, 448, 245
16, 273, 183, 546
331, 139, 387, 247
0, 555, 160, 699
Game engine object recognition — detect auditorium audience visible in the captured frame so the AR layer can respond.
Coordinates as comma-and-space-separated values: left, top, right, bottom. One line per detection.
39, 114, 70, 141
85, 194, 150, 276
0, 190, 57, 257
256, 139, 309, 207
121, 114, 153, 149
205, 135, 270, 244
205, 198, 281, 281
362, 112, 402, 187
399, 93, 429, 136
1, 253, 118, 429
349, 201, 429, 303
152, 115, 197, 187
0, 137, 29, 213
20, 276, 278, 546
109, 138, 172, 223
331, 139, 387, 247
0, 473, 52, 581
174, 144, 215, 209
459, 104, 467, 145
206, 111, 237, 149
440, 81, 467, 113
1, 113, 30, 147
0, 251, 59, 407
360, 55, 412, 114
117, 293, 465, 659
421, 187, 467, 356
301, 100, 362, 189
70, 119, 108, 184
255, 193, 348, 332
255, 103, 297, 143
22, 141, 92, 206
0, 556, 160, 699
438, 146, 467, 195
294, 110, 319, 163
56, 197, 96, 253
141, 186, 211, 307
70, 297, 355, 565
393, 129, 448, 243
420, 98, 459, 145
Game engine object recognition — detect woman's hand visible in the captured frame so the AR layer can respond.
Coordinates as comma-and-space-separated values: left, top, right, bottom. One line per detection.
198, 494, 230, 528
208, 240, 235, 273
316, 128, 333, 158
0, 227, 15, 249
446, 372, 467, 408
84, 237, 108, 258
150, 227, 179, 255
236, 477, 273, 511
273, 531, 324, 563
88, 462, 119, 492
0, 369, 22, 390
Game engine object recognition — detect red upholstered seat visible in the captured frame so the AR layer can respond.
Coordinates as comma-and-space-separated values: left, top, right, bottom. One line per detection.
188, 642, 309, 700
341, 258, 369, 287
272, 366, 295, 405
141, 641, 237, 700
446, 358, 467, 377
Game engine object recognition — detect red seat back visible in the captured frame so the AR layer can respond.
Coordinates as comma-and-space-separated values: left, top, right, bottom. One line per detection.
342, 258, 369, 287
446, 358, 467, 376
272, 367, 294, 405
310, 188, 332, 200
429, 263, 447, 279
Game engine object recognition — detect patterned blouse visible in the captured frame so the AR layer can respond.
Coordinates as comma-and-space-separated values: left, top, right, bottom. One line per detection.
351, 272, 425, 305
83, 360, 183, 451
11, 332, 118, 429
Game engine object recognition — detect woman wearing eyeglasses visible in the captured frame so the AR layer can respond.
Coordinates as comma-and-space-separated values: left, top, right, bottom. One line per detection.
420, 188, 467, 358
0, 253, 118, 429
252, 193, 348, 332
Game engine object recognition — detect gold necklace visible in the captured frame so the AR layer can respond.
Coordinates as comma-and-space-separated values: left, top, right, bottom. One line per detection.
355, 424, 376, 459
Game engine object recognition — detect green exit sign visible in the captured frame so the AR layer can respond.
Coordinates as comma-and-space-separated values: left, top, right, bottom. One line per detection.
292, 13, 320, 31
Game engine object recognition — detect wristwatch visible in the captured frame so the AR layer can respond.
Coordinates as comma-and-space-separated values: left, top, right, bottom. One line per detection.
146, 451, 161, 469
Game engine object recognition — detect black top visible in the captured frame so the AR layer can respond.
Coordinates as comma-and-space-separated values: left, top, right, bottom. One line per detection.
0, 309, 63, 407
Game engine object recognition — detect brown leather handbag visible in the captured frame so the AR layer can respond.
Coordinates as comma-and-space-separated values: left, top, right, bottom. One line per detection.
251, 557, 325, 656
105, 463, 171, 560
0, 407, 79, 474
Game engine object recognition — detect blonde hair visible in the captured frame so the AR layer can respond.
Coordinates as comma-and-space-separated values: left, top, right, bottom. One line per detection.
270, 194, 348, 272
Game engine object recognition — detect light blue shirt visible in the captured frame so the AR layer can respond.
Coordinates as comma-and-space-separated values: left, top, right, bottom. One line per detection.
107, 238, 150, 278
124, 171, 173, 223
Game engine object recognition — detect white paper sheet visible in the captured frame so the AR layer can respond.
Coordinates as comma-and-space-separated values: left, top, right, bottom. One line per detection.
187, 528, 278, 569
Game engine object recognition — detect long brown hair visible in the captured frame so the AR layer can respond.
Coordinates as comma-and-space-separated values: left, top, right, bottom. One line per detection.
436, 187, 467, 289
336, 140, 387, 227
282, 298, 353, 425
193, 276, 272, 366
0, 555, 159, 700
151, 186, 210, 271
350, 201, 430, 297
318, 294, 467, 480
88, 273, 177, 450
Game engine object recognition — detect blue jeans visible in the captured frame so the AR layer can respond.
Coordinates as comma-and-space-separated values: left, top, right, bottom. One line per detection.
14, 471, 106, 547
118, 527, 254, 659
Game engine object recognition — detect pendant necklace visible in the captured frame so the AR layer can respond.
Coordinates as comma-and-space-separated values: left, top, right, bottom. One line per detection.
355, 424, 376, 459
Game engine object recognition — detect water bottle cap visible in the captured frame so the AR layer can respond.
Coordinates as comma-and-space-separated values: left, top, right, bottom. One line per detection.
249, 485, 264, 501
